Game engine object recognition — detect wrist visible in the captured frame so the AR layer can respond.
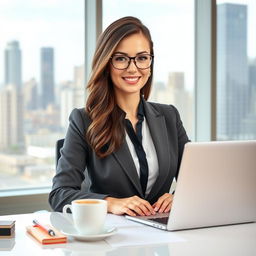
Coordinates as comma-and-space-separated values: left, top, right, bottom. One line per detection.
104, 197, 115, 213
104, 196, 114, 202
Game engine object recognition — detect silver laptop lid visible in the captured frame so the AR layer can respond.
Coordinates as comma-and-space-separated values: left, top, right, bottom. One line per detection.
168, 140, 256, 231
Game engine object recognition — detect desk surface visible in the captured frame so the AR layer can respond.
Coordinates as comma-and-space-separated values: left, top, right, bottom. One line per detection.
0, 212, 255, 256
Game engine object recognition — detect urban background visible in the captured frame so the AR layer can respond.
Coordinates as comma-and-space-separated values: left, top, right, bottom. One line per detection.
0, 1, 255, 190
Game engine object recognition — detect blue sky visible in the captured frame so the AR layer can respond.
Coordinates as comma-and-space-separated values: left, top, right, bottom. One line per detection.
0, 0, 84, 86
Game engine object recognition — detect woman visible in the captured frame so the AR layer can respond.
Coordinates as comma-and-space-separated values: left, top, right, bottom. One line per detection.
49, 16, 189, 216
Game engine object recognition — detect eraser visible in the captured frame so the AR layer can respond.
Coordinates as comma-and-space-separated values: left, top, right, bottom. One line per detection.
0, 221, 15, 238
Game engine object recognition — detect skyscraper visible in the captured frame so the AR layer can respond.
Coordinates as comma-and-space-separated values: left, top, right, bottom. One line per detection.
73, 65, 85, 106
4, 41, 22, 90
23, 78, 38, 110
249, 59, 256, 112
167, 72, 193, 137
217, 3, 249, 140
60, 82, 74, 130
1, 41, 24, 151
40, 47, 55, 109
0, 85, 24, 150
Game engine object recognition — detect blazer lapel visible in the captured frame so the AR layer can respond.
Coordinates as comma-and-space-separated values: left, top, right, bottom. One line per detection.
113, 141, 144, 197
143, 100, 171, 201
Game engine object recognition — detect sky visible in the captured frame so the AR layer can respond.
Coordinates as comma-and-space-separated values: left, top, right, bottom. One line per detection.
0, 0, 255, 90
0, 0, 84, 86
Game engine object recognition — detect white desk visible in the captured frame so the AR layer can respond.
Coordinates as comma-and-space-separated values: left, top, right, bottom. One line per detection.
0, 212, 255, 256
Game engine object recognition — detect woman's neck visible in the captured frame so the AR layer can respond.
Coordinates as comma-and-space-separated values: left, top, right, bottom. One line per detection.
116, 93, 141, 119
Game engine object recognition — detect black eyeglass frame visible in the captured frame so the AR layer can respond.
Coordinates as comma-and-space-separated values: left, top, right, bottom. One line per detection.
110, 54, 154, 70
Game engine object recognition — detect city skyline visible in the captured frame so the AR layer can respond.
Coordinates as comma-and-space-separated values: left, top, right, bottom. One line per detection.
0, 0, 84, 87
0, 0, 255, 190
1, 1, 255, 89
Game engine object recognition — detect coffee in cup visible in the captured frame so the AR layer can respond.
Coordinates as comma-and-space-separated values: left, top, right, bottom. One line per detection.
63, 199, 107, 235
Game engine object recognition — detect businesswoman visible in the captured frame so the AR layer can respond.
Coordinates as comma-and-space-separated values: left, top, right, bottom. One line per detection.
49, 16, 189, 216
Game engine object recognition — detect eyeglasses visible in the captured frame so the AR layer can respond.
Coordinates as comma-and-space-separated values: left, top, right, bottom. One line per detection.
110, 53, 153, 70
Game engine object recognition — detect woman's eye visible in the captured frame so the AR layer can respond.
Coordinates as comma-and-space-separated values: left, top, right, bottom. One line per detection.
114, 56, 127, 62
137, 55, 148, 61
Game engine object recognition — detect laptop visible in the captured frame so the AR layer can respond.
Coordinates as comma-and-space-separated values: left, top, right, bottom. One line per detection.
126, 140, 256, 231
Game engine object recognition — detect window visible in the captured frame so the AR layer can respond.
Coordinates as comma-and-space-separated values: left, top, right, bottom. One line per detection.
103, 0, 195, 139
0, 0, 84, 191
216, 0, 256, 140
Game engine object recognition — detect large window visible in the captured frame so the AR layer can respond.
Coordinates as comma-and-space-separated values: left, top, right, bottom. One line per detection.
216, 0, 256, 140
0, 1, 84, 190
103, 0, 195, 139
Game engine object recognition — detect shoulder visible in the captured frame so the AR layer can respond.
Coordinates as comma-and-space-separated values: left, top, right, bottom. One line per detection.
69, 108, 91, 128
69, 107, 90, 120
146, 101, 180, 117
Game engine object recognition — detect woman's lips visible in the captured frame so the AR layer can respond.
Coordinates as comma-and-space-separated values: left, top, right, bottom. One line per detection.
122, 76, 140, 84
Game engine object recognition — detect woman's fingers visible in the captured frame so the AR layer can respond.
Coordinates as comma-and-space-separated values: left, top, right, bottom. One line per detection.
128, 197, 155, 216
159, 197, 172, 213
153, 193, 174, 213
123, 207, 137, 216
105, 196, 155, 216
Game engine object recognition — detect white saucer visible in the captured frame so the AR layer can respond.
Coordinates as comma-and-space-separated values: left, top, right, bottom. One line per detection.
61, 227, 117, 241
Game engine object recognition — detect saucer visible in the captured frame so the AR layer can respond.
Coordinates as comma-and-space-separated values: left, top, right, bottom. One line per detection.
61, 227, 117, 241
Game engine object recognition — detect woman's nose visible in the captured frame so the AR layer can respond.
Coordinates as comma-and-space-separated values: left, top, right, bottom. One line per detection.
126, 59, 137, 72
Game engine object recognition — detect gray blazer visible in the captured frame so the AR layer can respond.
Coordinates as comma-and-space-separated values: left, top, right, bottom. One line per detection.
49, 99, 189, 212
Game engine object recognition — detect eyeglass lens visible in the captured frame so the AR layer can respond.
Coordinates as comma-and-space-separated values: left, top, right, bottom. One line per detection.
111, 54, 152, 70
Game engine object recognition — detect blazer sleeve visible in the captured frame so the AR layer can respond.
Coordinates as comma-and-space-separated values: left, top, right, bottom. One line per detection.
48, 108, 108, 212
171, 105, 190, 180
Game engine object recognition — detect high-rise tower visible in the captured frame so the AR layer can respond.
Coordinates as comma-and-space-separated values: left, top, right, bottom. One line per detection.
217, 3, 249, 139
40, 47, 55, 109
4, 41, 22, 90
0, 41, 24, 150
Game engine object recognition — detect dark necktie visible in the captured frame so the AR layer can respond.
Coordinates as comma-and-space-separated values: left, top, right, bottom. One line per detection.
125, 104, 149, 196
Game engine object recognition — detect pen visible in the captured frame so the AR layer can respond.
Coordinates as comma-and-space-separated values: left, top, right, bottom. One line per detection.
32, 219, 56, 236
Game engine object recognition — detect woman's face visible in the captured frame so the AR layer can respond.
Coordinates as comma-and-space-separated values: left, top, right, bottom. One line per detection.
110, 32, 151, 98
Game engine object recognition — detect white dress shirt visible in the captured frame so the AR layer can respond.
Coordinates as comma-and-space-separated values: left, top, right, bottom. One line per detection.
126, 118, 159, 196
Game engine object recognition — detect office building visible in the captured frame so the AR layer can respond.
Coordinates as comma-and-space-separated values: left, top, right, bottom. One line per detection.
40, 47, 55, 109
4, 41, 22, 90
249, 59, 256, 113
59, 66, 85, 131
73, 65, 85, 106
23, 78, 38, 110
60, 81, 74, 130
217, 3, 249, 140
167, 72, 193, 137
1, 41, 24, 150
150, 81, 166, 103
0, 85, 24, 151
150, 73, 193, 138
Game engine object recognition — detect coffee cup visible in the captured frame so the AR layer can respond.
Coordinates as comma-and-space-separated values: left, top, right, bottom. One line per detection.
62, 199, 107, 235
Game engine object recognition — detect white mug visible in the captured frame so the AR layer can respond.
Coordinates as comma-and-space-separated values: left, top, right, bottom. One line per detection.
63, 199, 107, 235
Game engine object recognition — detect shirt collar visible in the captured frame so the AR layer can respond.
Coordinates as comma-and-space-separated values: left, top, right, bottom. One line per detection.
118, 97, 145, 120
137, 97, 145, 121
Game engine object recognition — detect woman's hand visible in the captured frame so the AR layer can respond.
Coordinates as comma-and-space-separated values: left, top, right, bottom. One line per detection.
152, 193, 174, 213
105, 196, 156, 216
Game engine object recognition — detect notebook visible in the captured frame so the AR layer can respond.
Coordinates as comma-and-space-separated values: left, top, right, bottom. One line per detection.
26, 225, 67, 245
126, 140, 256, 231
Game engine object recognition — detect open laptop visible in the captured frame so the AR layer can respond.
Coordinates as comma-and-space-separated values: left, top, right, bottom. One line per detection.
126, 140, 256, 231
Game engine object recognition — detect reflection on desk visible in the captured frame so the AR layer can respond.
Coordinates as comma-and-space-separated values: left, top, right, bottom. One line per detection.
0, 212, 255, 256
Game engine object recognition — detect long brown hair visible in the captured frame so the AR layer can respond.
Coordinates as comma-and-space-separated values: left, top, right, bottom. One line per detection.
86, 16, 154, 158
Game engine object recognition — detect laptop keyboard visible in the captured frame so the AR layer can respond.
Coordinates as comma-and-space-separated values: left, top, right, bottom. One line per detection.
148, 217, 169, 225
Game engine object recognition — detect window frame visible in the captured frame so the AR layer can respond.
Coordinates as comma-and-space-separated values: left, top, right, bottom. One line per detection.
194, 0, 216, 141
0, 0, 216, 215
